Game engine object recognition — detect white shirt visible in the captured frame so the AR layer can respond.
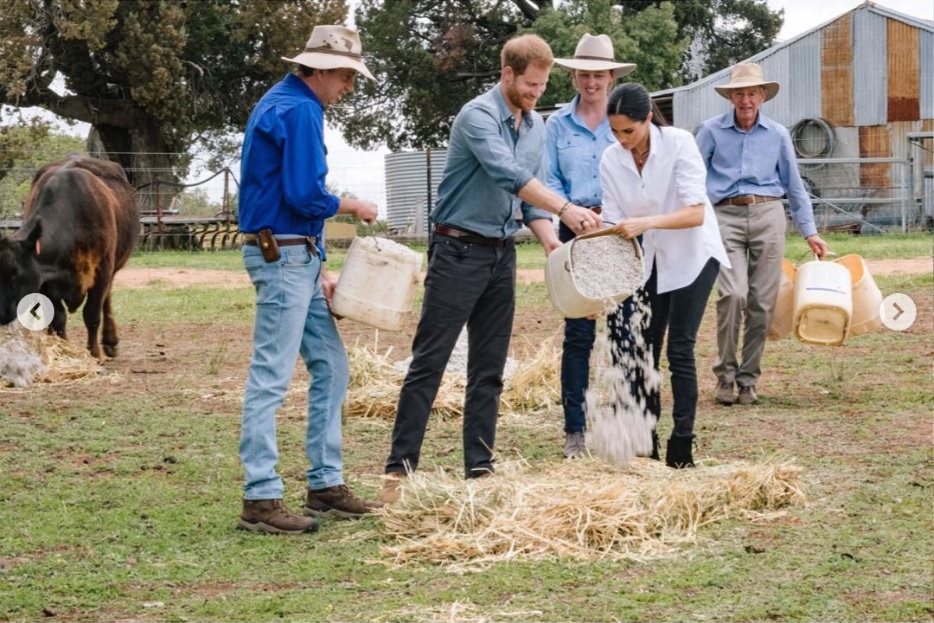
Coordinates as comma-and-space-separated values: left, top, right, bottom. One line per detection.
600, 123, 730, 294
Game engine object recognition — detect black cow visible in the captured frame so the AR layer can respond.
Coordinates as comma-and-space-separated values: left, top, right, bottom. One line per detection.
0, 156, 139, 358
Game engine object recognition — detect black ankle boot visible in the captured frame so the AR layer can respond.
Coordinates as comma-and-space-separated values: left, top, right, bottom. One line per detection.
666, 436, 695, 469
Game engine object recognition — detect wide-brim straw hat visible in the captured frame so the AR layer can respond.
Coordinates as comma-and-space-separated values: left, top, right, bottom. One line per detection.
281, 25, 375, 81
554, 33, 636, 79
714, 63, 779, 101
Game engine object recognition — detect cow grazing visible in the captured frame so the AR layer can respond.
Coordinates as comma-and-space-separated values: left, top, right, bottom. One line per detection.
0, 156, 140, 359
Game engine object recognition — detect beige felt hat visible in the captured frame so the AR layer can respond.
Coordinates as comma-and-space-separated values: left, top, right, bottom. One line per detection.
281, 25, 375, 81
554, 33, 636, 79
714, 63, 779, 101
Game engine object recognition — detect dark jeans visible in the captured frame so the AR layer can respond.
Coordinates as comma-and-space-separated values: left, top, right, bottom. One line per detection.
559, 222, 637, 433
385, 233, 516, 479
638, 257, 720, 439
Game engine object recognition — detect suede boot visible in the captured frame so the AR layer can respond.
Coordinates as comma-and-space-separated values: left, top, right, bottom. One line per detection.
666, 436, 695, 469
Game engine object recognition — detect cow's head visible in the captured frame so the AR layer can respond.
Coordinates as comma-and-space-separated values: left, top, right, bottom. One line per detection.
0, 220, 43, 326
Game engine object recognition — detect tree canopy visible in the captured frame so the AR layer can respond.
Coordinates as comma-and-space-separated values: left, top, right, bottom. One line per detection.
0, 0, 346, 192
335, 0, 686, 151
616, 0, 784, 81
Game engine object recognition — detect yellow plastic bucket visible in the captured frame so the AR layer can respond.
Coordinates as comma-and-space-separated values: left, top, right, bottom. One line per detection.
834, 254, 884, 336
793, 257, 852, 346
767, 258, 797, 341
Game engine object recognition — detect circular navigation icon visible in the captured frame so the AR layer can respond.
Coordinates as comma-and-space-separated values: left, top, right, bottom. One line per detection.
880, 293, 916, 331
16, 293, 54, 331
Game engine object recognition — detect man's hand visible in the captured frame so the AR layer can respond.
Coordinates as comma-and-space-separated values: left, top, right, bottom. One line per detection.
321, 271, 338, 307
352, 199, 379, 224
559, 204, 602, 235
806, 234, 829, 259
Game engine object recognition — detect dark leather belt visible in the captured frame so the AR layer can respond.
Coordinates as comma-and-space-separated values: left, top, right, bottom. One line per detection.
433, 224, 505, 247
242, 234, 319, 255
586, 206, 603, 215
716, 195, 781, 207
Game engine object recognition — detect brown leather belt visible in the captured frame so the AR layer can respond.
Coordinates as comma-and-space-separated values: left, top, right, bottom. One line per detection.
242, 234, 319, 255
716, 195, 781, 207
586, 206, 603, 215
433, 224, 505, 247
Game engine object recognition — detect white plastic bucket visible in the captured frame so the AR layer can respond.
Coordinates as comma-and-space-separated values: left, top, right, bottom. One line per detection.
834, 254, 883, 336
792, 257, 852, 346
767, 258, 797, 341
545, 229, 643, 319
331, 236, 423, 331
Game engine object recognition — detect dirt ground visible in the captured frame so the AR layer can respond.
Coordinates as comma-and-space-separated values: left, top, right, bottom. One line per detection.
114, 257, 932, 290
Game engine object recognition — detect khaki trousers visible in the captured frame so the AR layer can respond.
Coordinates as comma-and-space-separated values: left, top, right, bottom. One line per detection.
712, 201, 787, 387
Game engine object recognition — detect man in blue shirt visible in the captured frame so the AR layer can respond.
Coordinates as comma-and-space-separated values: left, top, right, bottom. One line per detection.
381, 34, 602, 502
696, 63, 828, 407
544, 33, 637, 460
237, 26, 381, 535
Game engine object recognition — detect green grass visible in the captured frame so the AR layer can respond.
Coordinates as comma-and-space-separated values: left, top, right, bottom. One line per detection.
2, 233, 932, 622
129, 232, 932, 274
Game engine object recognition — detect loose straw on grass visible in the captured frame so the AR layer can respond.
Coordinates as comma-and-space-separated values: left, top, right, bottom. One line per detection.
377, 457, 805, 572
0, 326, 103, 388
344, 336, 562, 420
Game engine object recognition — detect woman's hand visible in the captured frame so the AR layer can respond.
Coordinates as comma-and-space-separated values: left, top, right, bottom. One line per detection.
612, 217, 652, 239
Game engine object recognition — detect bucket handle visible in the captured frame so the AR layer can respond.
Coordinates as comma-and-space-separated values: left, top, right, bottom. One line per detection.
571, 227, 643, 260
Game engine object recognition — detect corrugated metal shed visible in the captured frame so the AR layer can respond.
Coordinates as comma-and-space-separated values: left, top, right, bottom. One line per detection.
384, 149, 447, 233
660, 2, 933, 133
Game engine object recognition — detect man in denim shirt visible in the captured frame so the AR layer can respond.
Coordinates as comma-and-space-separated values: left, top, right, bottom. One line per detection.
382, 34, 602, 502
237, 26, 381, 535
696, 64, 828, 407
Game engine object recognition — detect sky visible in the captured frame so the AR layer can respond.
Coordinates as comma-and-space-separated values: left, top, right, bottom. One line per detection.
6, 0, 932, 207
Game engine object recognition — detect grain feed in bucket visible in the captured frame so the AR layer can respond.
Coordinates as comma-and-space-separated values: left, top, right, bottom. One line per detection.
545, 229, 644, 319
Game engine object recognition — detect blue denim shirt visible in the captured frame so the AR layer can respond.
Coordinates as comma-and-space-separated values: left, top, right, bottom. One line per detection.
239, 73, 340, 257
544, 95, 616, 208
431, 84, 553, 237
695, 110, 817, 238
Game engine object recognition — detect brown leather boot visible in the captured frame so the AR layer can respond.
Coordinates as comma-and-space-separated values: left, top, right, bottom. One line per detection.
304, 484, 382, 519
238, 499, 319, 535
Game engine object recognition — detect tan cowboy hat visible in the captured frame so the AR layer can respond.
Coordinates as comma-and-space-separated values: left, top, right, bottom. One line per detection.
714, 63, 779, 101
554, 33, 636, 79
281, 25, 375, 81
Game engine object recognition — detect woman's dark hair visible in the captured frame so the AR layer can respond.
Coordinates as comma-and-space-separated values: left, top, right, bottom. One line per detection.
607, 82, 669, 127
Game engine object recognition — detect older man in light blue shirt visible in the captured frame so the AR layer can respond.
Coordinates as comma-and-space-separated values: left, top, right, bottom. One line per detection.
696, 63, 828, 407
382, 34, 602, 501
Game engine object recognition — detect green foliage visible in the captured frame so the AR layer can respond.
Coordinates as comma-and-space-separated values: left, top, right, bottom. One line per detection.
616, 0, 784, 80
528, 0, 685, 107
0, 1, 347, 184
0, 124, 86, 219
338, 0, 684, 150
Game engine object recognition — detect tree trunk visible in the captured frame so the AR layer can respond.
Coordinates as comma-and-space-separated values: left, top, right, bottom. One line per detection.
87, 121, 178, 215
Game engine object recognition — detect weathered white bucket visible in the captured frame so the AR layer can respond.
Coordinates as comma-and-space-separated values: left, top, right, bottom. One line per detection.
767, 258, 797, 341
834, 254, 883, 336
545, 229, 643, 319
331, 236, 422, 331
792, 257, 852, 346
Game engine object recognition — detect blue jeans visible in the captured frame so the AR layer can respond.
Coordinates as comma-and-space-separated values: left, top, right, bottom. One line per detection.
240, 244, 348, 499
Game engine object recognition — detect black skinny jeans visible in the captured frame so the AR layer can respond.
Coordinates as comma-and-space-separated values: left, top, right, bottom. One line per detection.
614, 257, 719, 439
385, 233, 516, 478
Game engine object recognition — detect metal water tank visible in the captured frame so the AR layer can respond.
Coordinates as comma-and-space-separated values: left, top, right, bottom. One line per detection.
384, 149, 447, 234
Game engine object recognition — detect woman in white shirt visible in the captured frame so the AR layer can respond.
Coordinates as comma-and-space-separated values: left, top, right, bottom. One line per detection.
600, 82, 730, 468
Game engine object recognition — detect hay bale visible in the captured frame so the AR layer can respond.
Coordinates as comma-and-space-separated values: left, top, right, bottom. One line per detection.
0, 325, 102, 388
378, 457, 805, 572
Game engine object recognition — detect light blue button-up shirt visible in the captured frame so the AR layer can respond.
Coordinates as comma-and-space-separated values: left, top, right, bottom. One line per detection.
431, 84, 553, 238
695, 110, 817, 238
544, 95, 616, 207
